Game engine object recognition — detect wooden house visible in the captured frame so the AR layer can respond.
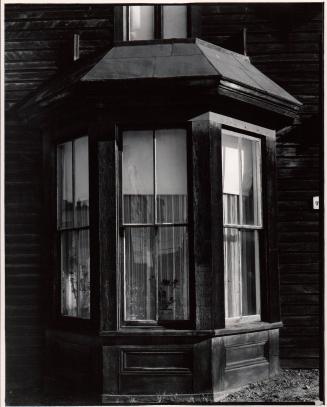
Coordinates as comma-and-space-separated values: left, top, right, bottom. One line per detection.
5, 3, 323, 404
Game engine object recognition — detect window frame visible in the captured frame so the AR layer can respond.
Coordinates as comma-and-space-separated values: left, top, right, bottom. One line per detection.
47, 121, 98, 331
221, 128, 263, 326
115, 5, 191, 42
117, 122, 194, 329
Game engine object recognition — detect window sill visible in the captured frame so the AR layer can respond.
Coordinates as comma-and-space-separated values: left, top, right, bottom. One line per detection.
100, 321, 282, 337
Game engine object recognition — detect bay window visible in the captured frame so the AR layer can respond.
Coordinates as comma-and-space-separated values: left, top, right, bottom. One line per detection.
57, 136, 90, 319
123, 5, 188, 41
222, 129, 262, 323
121, 128, 189, 323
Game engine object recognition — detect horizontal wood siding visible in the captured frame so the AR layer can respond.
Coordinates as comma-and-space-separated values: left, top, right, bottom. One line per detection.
5, 4, 114, 111
4, 4, 115, 400
5, 122, 44, 400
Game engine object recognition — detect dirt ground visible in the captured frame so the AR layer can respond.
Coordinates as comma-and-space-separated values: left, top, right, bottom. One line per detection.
220, 369, 320, 403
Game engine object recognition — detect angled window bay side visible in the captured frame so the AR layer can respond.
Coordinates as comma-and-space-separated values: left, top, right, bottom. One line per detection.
222, 130, 262, 324
57, 136, 90, 319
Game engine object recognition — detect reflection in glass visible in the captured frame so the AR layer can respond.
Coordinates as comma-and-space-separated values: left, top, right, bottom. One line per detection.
156, 129, 187, 223
163, 5, 187, 39
58, 136, 90, 319
224, 228, 240, 318
74, 136, 89, 227
241, 230, 259, 316
57, 142, 73, 228
222, 134, 240, 225
158, 227, 189, 320
129, 6, 154, 41
123, 130, 154, 224
125, 228, 156, 320
61, 230, 90, 318
241, 138, 260, 226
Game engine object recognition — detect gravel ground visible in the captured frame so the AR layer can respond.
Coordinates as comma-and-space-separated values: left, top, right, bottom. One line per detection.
220, 369, 320, 403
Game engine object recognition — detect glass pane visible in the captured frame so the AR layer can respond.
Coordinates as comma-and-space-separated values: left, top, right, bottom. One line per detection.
224, 228, 240, 318
124, 227, 156, 320
74, 137, 89, 227
156, 129, 187, 223
61, 230, 90, 318
158, 226, 189, 320
163, 5, 187, 39
61, 230, 77, 317
129, 5, 154, 41
77, 229, 90, 319
222, 133, 240, 225
241, 138, 261, 226
241, 230, 259, 316
123, 130, 154, 224
57, 142, 73, 229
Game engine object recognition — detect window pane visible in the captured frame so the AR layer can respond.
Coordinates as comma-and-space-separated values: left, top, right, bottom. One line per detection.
241, 230, 260, 316
156, 129, 187, 223
158, 226, 189, 320
74, 137, 89, 227
224, 228, 240, 318
77, 229, 90, 319
61, 230, 90, 318
163, 5, 187, 39
57, 142, 73, 229
222, 133, 240, 224
61, 230, 77, 317
129, 5, 154, 41
124, 227, 156, 320
241, 138, 261, 226
123, 130, 154, 224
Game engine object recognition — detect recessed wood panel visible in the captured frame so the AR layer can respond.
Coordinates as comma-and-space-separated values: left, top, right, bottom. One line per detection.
225, 342, 267, 367
122, 349, 192, 372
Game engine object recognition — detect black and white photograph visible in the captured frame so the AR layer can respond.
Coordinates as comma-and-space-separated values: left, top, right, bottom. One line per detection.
2, 1, 324, 405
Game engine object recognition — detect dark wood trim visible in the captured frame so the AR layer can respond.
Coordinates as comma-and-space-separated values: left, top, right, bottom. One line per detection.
113, 5, 124, 42
98, 119, 119, 331
262, 132, 280, 322
189, 4, 202, 38
209, 122, 225, 328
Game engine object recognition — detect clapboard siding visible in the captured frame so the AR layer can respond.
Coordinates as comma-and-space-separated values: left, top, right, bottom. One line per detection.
4, 4, 322, 398
5, 122, 44, 399
5, 4, 114, 110
4, 5, 114, 401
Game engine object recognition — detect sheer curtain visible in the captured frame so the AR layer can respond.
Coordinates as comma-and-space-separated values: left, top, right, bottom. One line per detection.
222, 130, 261, 319
122, 129, 189, 322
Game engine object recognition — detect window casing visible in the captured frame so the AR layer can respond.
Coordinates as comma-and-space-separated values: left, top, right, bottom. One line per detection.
57, 136, 90, 319
123, 5, 188, 41
121, 127, 189, 325
222, 129, 262, 325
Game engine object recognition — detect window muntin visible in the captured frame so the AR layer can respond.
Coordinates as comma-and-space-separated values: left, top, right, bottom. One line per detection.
123, 5, 187, 41
222, 129, 262, 322
57, 136, 90, 319
122, 128, 189, 323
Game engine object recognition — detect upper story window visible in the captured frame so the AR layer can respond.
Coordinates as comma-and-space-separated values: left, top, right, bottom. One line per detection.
121, 127, 189, 324
222, 129, 262, 324
123, 5, 188, 41
57, 136, 90, 319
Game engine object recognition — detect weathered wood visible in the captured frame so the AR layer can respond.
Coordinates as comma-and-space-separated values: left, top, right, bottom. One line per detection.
98, 122, 118, 332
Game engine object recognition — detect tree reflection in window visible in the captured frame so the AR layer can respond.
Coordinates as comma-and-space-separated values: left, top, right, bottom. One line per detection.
57, 136, 90, 319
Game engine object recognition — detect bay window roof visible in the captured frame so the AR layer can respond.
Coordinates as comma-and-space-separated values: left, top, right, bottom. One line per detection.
14, 38, 302, 118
